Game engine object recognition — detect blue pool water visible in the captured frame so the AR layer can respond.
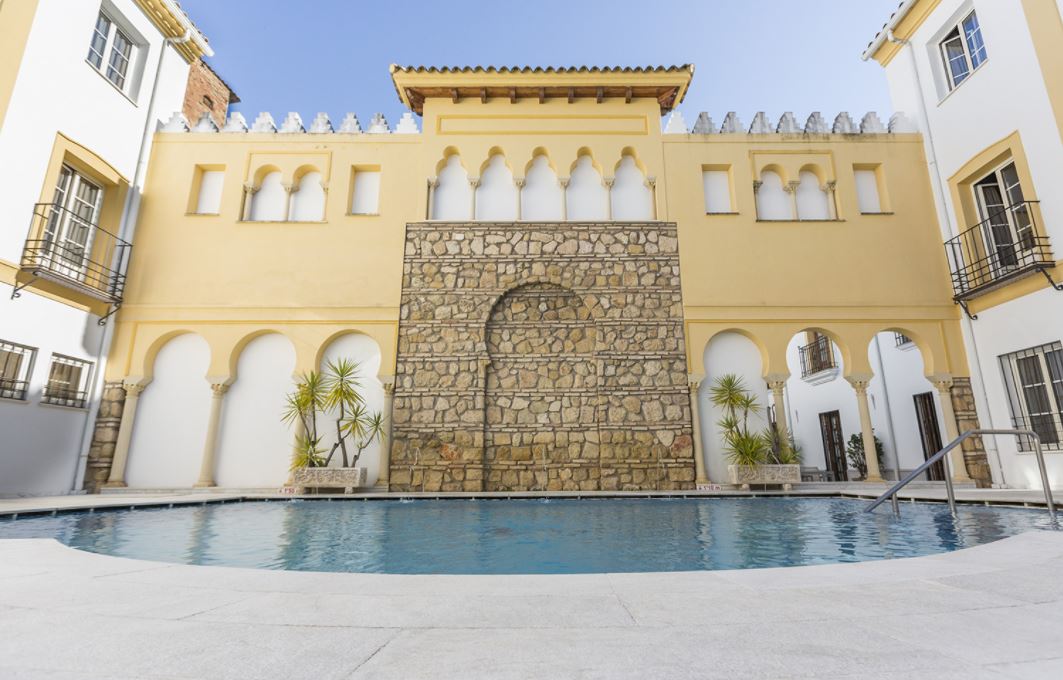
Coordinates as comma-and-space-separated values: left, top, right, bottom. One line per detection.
0, 498, 1055, 574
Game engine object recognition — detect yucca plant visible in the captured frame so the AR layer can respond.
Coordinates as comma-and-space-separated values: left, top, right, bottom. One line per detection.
282, 359, 384, 470
710, 374, 770, 466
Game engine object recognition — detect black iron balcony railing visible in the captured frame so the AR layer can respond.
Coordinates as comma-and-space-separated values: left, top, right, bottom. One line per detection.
945, 201, 1059, 309
0, 378, 29, 401
16, 203, 131, 306
799, 335, 836, 378
41, 386, 89, 409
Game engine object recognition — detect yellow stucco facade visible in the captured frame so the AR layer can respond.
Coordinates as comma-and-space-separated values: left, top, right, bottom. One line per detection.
108, 67, 967, 390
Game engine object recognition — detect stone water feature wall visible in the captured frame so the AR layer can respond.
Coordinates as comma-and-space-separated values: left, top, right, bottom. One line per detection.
389, 221, 695, 492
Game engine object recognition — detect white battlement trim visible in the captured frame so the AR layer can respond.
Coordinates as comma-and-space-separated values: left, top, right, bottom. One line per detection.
159, 111, 423, 135
662, 110, 920, 136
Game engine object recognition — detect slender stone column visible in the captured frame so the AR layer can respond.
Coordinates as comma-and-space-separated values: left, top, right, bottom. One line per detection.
932, 375, 973, 482
604, 177, 615, 220
786, 181, 800, 220
104, 382, 146, 488
282, 182, 297, 222
514, 178, 525, 221
847, 376, 883, 483
825, 181, 838, 220
426, 177, 438, 220
376, 376, 396, 491
766, 375, 790, 442
646, 177, 658, 219
469, 177, 480, 220
688, 374, 709, 485
195, 382, 230, 488
241, 183, 258, 221
559, 177, 570, 220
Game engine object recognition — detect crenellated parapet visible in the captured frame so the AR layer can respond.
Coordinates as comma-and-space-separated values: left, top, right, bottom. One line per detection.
159, 110, 422, 135
663, 110, 918, 135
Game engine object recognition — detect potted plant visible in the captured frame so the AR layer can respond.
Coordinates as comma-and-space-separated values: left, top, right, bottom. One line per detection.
846, 432, 886, 481
282, 359, 386, 493
712, 374, 801, 490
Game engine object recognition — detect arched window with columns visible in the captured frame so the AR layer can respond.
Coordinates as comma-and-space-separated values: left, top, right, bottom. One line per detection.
248, 170, 287, 221
475, 153, 518, 221
521, 154, 563, 221
288, 170, 326, 222
610, 154, 654, 220
796, 170, 832, 220
431, 154, 472, 220
566, 154, 608, 220
755, 169, 790, 221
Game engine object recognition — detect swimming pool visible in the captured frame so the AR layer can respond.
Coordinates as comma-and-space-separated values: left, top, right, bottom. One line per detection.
0, 497, 1055, 574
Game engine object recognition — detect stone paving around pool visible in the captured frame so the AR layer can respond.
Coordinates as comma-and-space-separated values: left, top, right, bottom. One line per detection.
1, 525, 1062, 678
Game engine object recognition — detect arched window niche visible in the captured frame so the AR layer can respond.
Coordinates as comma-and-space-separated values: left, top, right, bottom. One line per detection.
566, 152, 608, 221
431, 152, 472, 220
521, 152, 563, 221
475, 152, 517, 221
610, 152, 654, 221
796, 168, 832, 221
755, 168, 791, 221
288, 167, 326, 222
248, 168, 287, 222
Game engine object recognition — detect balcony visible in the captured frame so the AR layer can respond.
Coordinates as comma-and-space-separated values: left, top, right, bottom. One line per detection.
799, 335, 838, 383
13, 203, 131, 321
945, 201, 1060, 316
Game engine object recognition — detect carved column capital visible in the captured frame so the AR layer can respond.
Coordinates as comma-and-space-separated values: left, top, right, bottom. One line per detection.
122, 382, 147, 398
825, 180, 837, 193
687, 373, 705, 392
514, 177, 526, 189
381, 376, 396, 395
765, 374, 789, 392
559, 177, 570, 189
845, 374, 874, 394
752, 180, 763, 194
603, 177, 615, 188
210, 383, 230, 397
645, 176, 657, 189
243, 183, 260, 195
427, 177, 440, 189
468, 177, 481, 189
282, 182, 298, 195
930, 374, 955, 393
785, 181, 800, 194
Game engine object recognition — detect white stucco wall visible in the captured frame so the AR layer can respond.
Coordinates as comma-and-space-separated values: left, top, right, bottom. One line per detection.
610, 156, 653, 220
0, 0, 193, 495
214, 333, 297, 488
521, 155, 563, 221
431, 155, 471, 220
125, 334, 211, 489
566, 156, 608, 220
475, 154, 517, 221
0, 293, 104, 497
883, 0, 1063, 488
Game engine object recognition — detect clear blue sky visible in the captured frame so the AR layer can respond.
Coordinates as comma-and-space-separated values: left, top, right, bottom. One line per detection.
178, 0, 902, 127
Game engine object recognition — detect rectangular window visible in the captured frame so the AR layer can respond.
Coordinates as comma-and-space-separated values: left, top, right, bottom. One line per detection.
195, 170, 226, 215
940, 11, 987, 91
1000, 343, 1063, 450
894, 333, 913, 347
350, 168, 381, 215
0, 340, 36, 402
854, 169, 883, 214
41, 354, 94, 409
702, 169, 733, 214
86, 11, 137, 93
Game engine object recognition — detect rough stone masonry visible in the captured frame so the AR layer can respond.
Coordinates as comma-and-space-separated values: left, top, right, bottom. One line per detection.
389, 222, 696, 492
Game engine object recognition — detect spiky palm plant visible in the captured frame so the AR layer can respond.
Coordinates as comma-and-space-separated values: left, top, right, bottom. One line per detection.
711, 374, 770, 466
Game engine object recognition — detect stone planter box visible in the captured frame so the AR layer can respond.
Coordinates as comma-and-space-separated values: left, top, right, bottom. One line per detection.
727, 464, 801, 490
291, 467, 367, 494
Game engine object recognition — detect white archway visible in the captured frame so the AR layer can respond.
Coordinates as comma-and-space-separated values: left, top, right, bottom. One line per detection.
566, 155, 608, 220
699, 332, 770, 483
318, 334, 385, 486
215, 333, 297, 488
796, 170, 831, 220
126, 334, 212, 488
521, 155, 562, 221
289, 171, 325, 222
249, 171, 287, 221
475, 154, 517, 220
610, 155, 653, 220
431, 155, 472, 220
755, 170, 790, 221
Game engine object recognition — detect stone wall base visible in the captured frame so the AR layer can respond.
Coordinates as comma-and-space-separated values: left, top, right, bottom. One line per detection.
83, 381, 125, 493
951, 377, 992, 488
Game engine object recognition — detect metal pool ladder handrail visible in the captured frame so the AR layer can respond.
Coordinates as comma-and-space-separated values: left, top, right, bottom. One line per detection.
865, 429, 1057, 522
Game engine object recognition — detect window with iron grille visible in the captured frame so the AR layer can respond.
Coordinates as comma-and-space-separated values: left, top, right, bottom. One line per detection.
0, 340, 36, 401
41, 354, 94, 409
86, 11, 136, 93
895, 333, 913, 347
999, 342, 1063, 451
